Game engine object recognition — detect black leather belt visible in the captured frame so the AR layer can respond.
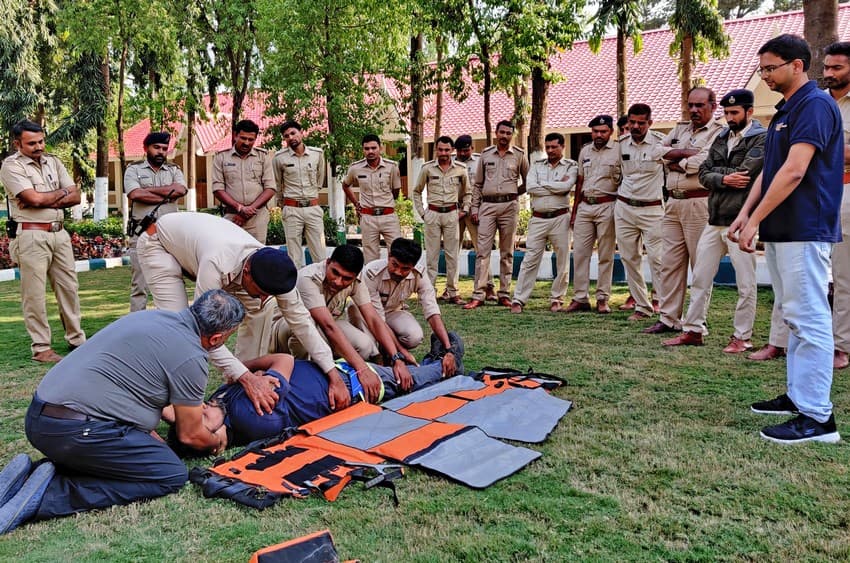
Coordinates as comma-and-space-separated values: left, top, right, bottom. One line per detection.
617, 195, 663, 207
482, 194, 518, 204
41, 403, 89, 421
532, 208, 569, 219
428, 203, 458, 213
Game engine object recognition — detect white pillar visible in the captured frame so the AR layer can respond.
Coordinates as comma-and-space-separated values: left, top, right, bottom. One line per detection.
93, 177, 108, 220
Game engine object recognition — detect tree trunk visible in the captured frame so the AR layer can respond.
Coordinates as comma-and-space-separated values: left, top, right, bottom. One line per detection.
482, 49, 492, 146
186, 108, 197, 211
433, 36, 444, 144
617, 26, 628, 118
529, 64, 549, 155
94, 55, 110, 221
804, 0, 838, 85
680, 34, 693, 121
409, 32, 424, 160
117, 39, 129, 177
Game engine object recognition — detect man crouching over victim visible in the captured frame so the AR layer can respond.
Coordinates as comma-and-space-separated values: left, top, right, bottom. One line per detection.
0, 290, 244, 535
166, 334, 464, 451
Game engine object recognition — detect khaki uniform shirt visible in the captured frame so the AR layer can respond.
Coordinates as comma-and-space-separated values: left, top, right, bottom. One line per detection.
297, 260, 371, 319
834, 90, 850, 178
152, 212, 335, 376
272, 145, 326, 202
343, 158, 401, 208
526, 157, 578, 212
578, 140, 621, 196
0, 152, 74, 222
413, 160, 470, 217
360, 259, 441, 319
472, 145, 529, 211
123, 160, 185, 221
618, 131, 667, 201
454, 153, 479, 206
663, 120, 724, 192
212, 147, 276, 206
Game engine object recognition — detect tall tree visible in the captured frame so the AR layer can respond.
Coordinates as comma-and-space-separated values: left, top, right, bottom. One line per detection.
667, 0, 729, 120
197, 0, 260, 127
804, 0, 838, 84
588, 0, 645, 123
716, 0, 764, 19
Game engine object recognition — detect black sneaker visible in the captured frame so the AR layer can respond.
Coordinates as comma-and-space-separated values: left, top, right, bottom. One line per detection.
760, 414, 841, 444
750, 393, 798, 415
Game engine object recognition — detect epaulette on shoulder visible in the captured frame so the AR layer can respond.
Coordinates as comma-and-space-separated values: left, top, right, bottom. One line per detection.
352, 158, 367, 166
306, 146, 324, 153
254, 147, 268, 154
423, 159, 437, 167
216, 147, 231, 154
481, 146, 497, 154
534, 157, 548, 164
512, 145, 525, 153
274, 147, 288, 157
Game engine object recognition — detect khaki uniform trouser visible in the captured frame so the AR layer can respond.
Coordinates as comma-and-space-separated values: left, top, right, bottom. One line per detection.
681, 224, 757, 340
135, 231, 274, 362
473, 200, 517, 300
348, 305, 424, 351
360, 213, 401, 264
224, 206, 270, 245
657, 198, 709, 328
614, 200, 664, 316
273, 312, 378, 360
832, 190, 850, 353
128, 238, 149, 312
10, 230, 85, 354
572, 200, 616, 303
459, 214, 493, 291
423, 208, 460, 297
282, 205, 327, 269
512, 213, 571, 306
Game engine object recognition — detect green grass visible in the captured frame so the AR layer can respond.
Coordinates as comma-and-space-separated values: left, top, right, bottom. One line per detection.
0, 268, 849, 561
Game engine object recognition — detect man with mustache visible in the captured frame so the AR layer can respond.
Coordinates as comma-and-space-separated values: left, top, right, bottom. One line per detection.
0, 120, 86, 362
273, 120, 327, 269
643, 87, 723, 335
123, 132, 187, 312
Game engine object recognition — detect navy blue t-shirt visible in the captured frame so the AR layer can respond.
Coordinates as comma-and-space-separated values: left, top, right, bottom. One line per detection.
214, 360, 332, 445
760, 80, 843, 243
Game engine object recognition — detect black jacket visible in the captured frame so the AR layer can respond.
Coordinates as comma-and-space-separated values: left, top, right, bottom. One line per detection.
698, 119, 767, 226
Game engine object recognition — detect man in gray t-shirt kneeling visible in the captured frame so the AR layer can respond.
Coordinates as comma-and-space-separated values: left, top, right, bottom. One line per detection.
0, 289, 246, 536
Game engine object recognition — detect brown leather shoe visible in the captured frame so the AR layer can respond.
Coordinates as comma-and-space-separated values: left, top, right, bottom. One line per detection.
463, 299, 484, 310
618, 295, 637, 311
747, 344, 786, 361
510, 303, 523, 314
549, 302, 561, 313
596, 300, 611, 314
438, 292, 450, 302
498, 296, 512, 307
663, 331, 703, 347
33, 349, 64, 363
652, 299, 660, 313
485, 287, 498, 302
723, 336, 753, 354
627, 311, 651, 321
834, 350, 849, 370
447, 296, 467, 306
563, 300, 591, 313
642, 321, 680, 334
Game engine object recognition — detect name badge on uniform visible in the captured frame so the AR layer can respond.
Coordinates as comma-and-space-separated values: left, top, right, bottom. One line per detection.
225, 162, 237, 167
622, 154, 631, 161
358, 174, 367, 179
285, 163, 295, 167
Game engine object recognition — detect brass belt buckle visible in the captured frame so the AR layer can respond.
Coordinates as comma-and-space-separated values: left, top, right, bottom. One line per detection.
374, 207, 385, 216
629, 198, 640, 206
298, 200, 311, 207
585, 196, 598, 204
49, 221, 63, 232
670, 189, 685, 199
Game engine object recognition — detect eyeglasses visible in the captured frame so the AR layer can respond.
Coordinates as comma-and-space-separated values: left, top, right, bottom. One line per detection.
757, 60, 794, 75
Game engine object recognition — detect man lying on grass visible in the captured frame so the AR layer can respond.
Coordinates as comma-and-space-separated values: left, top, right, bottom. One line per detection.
165, 333, 464, 452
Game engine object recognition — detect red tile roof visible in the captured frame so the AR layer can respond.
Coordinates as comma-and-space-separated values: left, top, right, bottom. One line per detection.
424, 6, 850, 138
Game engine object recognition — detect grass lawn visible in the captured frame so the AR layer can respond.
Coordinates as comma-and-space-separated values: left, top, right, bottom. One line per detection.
0, 267, 848, 562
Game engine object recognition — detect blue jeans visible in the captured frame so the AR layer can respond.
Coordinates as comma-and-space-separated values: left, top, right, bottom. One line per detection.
372, 359, 445, 402
765, 242, 834, 422
25, 395, 188, 520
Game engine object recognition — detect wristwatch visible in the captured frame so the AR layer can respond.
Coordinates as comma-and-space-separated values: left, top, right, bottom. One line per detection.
391, 352, 405, 363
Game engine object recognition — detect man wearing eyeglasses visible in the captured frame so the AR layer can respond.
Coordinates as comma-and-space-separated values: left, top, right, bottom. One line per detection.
729, 34, 843, 444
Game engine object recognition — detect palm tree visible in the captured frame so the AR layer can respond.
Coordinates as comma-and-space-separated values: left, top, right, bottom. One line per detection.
588, 0, 646, 118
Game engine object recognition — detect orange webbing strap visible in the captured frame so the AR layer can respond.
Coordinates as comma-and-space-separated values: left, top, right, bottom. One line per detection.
396, 396, 468, 419
299, 401, 382, 435
210, 434, 384, 502
368, 421, 468, 462
248, 529, 360, 563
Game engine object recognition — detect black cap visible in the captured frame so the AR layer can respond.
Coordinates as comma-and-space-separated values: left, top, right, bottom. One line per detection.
248, 248, 298, 295
719, 89, 754, 108
455, 135, 473, 149
143, 132, 171, 146
588, 115, 614, 129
